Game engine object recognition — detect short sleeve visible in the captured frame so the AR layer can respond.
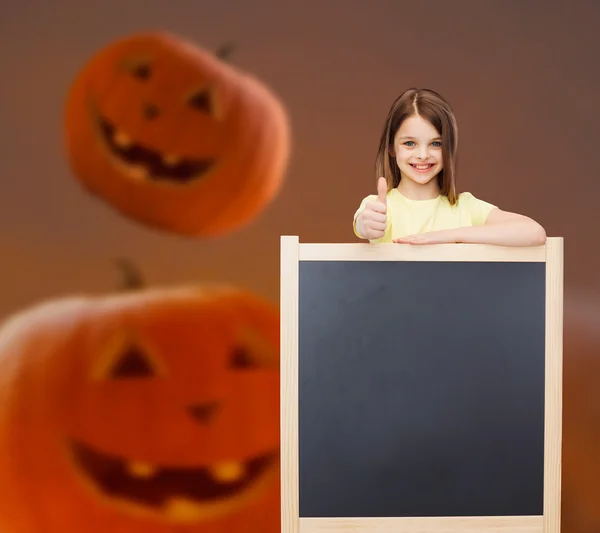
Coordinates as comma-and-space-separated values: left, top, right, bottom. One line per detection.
458, 192, 497, 226
353, 194, 392, 242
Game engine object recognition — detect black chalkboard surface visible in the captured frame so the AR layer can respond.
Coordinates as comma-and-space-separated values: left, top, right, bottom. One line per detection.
297, 260, 546, 518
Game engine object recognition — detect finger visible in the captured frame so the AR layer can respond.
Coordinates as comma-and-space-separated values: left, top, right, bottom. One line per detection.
366, 201, 386, 214
362, 214, 385, 229
369, 212, 386, 224
377, 177, 388, 204
368, 221, 386, 232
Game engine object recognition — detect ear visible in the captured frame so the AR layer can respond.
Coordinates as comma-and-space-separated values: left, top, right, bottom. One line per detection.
387, 144, 395, 157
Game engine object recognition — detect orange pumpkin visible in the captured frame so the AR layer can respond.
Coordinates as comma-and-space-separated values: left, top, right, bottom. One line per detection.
0, 274, 280, 533
561, 308, 600, 533
63, 31, 290, 238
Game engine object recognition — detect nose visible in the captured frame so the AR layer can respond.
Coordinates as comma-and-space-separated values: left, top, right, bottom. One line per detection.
142, 102, 160, 120
418, 145, 430, 160
188, 401, 221, 424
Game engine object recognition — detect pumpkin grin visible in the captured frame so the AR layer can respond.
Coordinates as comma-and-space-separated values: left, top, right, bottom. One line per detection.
69, 438, 278, 520
98, 115, 216, 184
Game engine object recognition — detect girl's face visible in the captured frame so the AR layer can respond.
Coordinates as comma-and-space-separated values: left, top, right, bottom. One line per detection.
392, 115, 443, 187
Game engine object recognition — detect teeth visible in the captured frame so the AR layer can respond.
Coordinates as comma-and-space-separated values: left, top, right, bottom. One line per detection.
413, 165, 432, 170
128, 165, 149, 181
209, 461, 245, 482
125, 459, 246, 482
164, 497, 204, 521
163, 154, 180, 166
127, 461, 157, 478
114, 130, 132, 148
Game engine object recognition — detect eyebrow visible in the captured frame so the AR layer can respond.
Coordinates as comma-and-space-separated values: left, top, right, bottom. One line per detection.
397, 136, 442, 141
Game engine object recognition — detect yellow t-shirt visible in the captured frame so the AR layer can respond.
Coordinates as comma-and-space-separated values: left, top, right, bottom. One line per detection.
353, 189, 497, 243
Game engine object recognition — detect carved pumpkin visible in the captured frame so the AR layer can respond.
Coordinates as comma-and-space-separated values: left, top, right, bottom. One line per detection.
561, 307, 600, 533
63, 31, 290, 238
0, 268, 280, 533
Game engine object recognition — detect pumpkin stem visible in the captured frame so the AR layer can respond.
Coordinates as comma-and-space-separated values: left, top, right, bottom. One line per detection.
215, 42, 237, 61
115, 257, 144, 290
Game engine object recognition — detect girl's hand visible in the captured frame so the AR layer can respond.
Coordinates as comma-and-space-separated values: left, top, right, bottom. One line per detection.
356, 177, 388, 240
393, 230, 458, 245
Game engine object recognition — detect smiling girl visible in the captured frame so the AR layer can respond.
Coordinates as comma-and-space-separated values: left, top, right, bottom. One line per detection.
353, 88, 546, 246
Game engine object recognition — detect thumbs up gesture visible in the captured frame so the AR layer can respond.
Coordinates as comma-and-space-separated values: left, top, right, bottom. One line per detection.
356, 177, 388, 240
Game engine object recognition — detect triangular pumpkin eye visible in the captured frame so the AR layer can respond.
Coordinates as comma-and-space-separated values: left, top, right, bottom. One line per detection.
131, 63, 151, 80
229, 326, 278, 370
188, 90, 212, 114
109, 345, 156, 379
230, 346, 257, 369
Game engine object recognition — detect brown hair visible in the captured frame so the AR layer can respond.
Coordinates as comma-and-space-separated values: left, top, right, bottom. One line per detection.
375, 88, 458, 204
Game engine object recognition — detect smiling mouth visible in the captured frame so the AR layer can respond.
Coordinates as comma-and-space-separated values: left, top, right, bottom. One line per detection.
69, 438, 278, 521
410, 163, 434, 172
98, 117, 215, 184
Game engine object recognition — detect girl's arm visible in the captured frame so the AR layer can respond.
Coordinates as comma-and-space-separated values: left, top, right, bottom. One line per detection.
394, 209, 547, 247
452, 208, 547, 246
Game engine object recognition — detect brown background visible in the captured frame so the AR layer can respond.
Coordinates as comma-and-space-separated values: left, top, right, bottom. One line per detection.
1, 0, 599, 315
1, 1, 600, 530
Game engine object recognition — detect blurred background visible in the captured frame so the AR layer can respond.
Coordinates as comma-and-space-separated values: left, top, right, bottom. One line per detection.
2, 0, 598, 311
0, 0, 599, 532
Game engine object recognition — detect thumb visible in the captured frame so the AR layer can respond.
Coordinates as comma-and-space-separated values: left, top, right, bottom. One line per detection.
377, 177, 387, 204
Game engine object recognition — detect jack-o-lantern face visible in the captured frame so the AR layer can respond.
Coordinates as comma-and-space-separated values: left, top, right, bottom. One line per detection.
0, 285, 280, 533
63, 32, 290, 238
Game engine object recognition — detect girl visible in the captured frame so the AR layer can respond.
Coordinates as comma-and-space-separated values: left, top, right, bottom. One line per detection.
353, 88, 546, 246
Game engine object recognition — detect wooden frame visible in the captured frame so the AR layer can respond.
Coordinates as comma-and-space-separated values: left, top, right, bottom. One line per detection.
280, 236, 563, 533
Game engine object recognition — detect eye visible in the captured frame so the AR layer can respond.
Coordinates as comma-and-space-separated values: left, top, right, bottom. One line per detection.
188, 89, 213, 114
431, 141, 442, 147
230, 346, 258, 369
404, 141, 416, 147
229, 326, 278, 370
108, 344, 157, 379
131, 63, 151, 80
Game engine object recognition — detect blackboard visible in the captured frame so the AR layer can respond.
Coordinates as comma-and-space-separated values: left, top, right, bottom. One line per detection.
298, 260, 545, 518
280, 238, 563, 533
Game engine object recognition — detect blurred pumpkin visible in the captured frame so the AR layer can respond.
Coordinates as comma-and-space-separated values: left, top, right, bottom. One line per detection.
561, 298, 600, 533
0, 262, 280, 533
63, 31, 290, 238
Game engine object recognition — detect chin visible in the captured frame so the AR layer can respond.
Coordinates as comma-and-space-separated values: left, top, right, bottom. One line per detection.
404, 171, 440, 186
413, 175, 439, 185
